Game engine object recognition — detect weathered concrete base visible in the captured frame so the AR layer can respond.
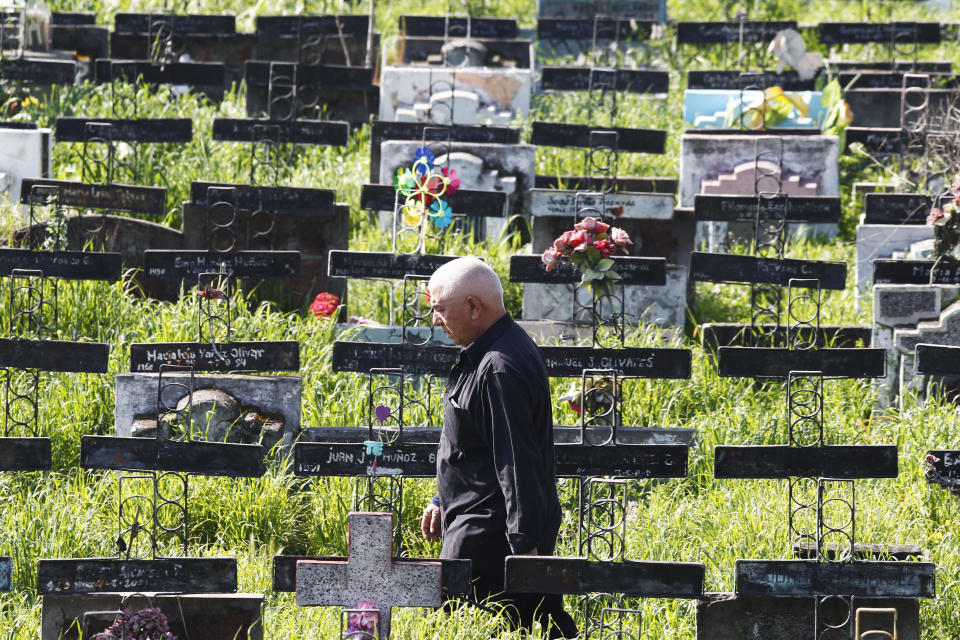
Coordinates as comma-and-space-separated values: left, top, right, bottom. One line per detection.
115, 373, 301, 448
856, 223, 933, 293
873, 285, 960, 407
521, 265, 687, 330
696, 593, 919, 640
42, 593, 263, 640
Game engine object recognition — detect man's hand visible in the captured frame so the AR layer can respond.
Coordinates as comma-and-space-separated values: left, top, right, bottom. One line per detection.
421, 504, 442, 542
520, 547, 538, 556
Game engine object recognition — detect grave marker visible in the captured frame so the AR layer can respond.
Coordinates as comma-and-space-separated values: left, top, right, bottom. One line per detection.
706, 278, 932, 638
537, 0, 666, 22
913, 344, 960, 496
295, 512, 448, 639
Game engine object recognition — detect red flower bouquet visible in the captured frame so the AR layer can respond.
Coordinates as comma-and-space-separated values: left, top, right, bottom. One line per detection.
541, 217, 633, 297
310, 292, 340, 317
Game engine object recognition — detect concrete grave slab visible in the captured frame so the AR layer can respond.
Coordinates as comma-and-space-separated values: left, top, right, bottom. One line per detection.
521, 266, 687, 329
895, 300, 960, 401
680, 133, 839, 248
856, 224, 933, 292
696, 593, 918, 640
872, 284, 956, 406
379, 139, 535, 219
379, 66, 531, 125
0, 125, 50, 211
115, 373, 301, 448
521, 208, 695, 329
42, 592, 263, 640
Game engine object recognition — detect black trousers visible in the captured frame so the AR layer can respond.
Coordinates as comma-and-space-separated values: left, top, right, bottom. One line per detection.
442, 517, 578, 638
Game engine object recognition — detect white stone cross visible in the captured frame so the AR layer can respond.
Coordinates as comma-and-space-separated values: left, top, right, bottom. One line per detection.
296, 511, 444, 639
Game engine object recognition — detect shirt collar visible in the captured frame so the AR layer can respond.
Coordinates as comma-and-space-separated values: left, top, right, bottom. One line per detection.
462, 312, 512, 366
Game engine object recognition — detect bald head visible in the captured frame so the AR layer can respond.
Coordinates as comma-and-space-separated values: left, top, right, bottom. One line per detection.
428, 257, 506, 346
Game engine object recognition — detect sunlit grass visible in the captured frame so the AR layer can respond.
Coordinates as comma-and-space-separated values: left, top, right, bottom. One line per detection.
0, 0, 959, 637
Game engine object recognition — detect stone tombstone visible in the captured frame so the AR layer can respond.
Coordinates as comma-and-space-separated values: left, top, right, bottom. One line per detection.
296, 512, 444, 639
523, 201, 695, 330
856, 227, 934, 293
115, 373, 301, 450
679, 133, 840, 248
696, 594, 920, 640
0, 125, 51, 211
379, 67, 532, 126
537, 0, 666, 22
684, 90, 827, 129
872, 285, 959, 406
180, 196, 350, 308
894, 300, 960, 402
378, 139, 536, 217
43, 593, 264, 640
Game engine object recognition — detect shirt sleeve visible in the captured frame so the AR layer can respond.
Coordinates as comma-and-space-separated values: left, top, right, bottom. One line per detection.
480, 368, 552, 555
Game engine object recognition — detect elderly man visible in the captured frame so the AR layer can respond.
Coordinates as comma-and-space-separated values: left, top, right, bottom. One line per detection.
421, 257, 576, 638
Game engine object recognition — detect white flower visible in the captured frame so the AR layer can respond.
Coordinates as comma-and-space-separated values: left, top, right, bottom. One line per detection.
768, 29, 807, 73
795, 53, 824, 81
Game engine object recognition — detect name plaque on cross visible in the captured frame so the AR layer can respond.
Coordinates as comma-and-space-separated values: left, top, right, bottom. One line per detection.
718, 347, 886, 378
690, 252, 847, 290
0, 339, 108, 373
735, 559, 936, 599
20, 178, 166, 215
36, 558, 238, 595
714, 445, 898, 479
130, 341, 300, 373
296, 512, 446, 640
81, 435, 266, 477
873, 260, 960, 285
693, 195, 841, 223
327, 250, 459, 280
505, 556, 704, 598
55, 117, 193, 143
143, 250, 301, 281
0, 249, 121, 281
0, 437, 51, 472
293, 441, 688, 479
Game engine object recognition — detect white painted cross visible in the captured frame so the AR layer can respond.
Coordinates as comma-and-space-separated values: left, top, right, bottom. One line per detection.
295, 511, 444, 639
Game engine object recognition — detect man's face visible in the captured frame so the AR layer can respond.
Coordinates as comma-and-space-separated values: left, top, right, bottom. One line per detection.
430, 289, 476, 346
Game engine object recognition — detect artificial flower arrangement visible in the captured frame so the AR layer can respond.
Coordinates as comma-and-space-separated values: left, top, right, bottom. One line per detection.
926, 176, 960, 259
310, 291, 340, 317
720, 29, 853, 145
394, 147, 460, 230
345, 601, 379, 638
94, 607, 177, 640
558, 375, 617, 418
540, 216, 633, 298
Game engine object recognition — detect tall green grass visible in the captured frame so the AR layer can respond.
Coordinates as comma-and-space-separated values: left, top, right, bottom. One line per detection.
0, 0, 959, 637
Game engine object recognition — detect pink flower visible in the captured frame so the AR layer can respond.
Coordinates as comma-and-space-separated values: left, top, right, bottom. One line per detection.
541, 246, 562, 272
568, 400, 582, 414
568, 229, 593, 252
928, 207, 945, 226
593, 238, 616, 258
610, 226, 632, 247
346, 601, 379, 635
441, 167, 460, 194
554, 230, 577, 251
576, 217, 610, 234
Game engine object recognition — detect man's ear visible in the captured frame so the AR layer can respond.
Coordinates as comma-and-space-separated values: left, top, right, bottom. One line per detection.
465, 295, 482, 319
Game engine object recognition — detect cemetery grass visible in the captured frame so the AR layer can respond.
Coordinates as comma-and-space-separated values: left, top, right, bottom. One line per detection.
2, 0, 960, 638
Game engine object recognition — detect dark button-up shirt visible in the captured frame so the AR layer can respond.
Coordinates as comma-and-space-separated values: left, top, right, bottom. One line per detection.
437, 313, 561, 558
